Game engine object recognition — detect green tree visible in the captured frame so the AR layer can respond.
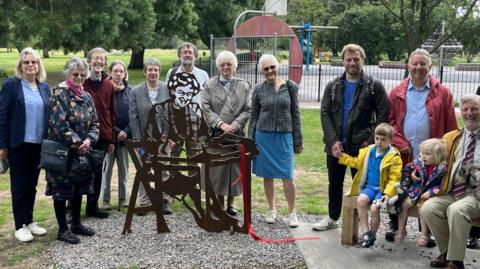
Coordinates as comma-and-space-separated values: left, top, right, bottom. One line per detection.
8, 4, 39, 51
456, 16, 480, 62
286, 0, 330, 50
128, 0, 199, 69
331, 4, 405, 64
380, 0, 479, 56
0, 0, 9, 47
193, 0, 263, 48
5, 0, 125, 57
112, 0, 156, 69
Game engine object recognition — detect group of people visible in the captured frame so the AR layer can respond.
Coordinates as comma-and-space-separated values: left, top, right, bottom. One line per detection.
1, 41, 478, 268
317, 43, 479, 269
0, 43, 304, 245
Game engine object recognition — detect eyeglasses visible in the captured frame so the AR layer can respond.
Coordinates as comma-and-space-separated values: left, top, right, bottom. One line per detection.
92, 56, 106, 61
263, 65, 276, 72
22, 60, 38, 65
220, 63, 233, 68
72, 72, 87, 78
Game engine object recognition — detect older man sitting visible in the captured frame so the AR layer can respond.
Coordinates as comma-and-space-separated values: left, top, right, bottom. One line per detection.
423, 94, 480, 269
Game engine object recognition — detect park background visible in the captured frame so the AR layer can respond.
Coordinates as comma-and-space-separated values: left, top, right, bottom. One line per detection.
0, 0, 479, 267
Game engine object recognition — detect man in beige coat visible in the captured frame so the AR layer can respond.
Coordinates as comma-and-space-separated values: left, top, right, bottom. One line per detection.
423, 94, 480, 269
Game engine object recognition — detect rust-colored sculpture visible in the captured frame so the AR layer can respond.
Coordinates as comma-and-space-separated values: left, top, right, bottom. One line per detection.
122, 73, 258, 234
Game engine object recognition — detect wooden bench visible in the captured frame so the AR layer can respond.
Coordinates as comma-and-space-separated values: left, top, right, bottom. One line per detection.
341, 195, 480, 245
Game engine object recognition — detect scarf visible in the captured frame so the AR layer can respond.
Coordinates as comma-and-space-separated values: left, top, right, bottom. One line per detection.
112, 79, 125, 92
66, 79, 83, 97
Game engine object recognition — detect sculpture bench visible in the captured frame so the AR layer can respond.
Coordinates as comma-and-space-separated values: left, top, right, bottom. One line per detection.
341, 195, 480, 245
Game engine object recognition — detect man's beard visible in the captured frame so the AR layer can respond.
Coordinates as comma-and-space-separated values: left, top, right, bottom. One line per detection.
181, 59, 193, 67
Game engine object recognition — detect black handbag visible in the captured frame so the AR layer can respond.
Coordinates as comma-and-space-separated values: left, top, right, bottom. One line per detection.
67, 155, 93, 183
39, 139, 70, 173
86, 149, 106, 171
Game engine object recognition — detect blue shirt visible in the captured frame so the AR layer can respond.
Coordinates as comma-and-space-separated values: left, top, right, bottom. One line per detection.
22, 79, 45, 144
366, 146, 387, 188
403, 79, 431, 160
341, 80, 359, 145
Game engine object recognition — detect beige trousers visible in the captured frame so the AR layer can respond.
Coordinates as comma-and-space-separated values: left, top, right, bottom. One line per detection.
422, 187, 480, 261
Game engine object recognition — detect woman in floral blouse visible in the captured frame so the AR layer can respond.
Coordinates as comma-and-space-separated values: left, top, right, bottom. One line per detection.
46, 57, 99, 244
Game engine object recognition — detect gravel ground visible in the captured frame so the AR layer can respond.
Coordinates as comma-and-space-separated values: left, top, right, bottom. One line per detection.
42, 212, 307, 269
41, 210, 433, 269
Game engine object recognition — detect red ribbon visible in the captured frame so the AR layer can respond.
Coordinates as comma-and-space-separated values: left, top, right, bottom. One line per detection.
240, 145, 320, 243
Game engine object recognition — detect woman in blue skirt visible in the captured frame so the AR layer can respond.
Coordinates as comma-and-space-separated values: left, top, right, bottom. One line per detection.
249, 54, 303, 228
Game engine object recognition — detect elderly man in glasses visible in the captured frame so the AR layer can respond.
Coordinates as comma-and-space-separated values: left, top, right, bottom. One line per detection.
82, 47, 116, 219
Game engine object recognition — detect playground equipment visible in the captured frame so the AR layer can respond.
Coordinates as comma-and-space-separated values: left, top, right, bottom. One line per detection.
290, 23, 338, 71
421, 20, 463, 82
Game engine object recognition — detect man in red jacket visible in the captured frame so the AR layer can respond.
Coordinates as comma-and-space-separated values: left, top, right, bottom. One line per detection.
387, 48, 457, 243
83, 47, 116, 218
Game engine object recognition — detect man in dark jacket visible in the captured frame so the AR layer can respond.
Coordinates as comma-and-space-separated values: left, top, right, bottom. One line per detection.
83, 47, 116, 218
315, 43, 389, 231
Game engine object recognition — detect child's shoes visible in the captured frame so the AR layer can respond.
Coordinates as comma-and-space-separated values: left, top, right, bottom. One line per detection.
360, 230, 376, 248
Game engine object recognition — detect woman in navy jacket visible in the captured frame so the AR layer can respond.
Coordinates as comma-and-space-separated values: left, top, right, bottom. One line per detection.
0, 48, 51, 242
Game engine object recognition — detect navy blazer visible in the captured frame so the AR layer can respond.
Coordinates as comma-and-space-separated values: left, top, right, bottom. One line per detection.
0, 77, 51, 149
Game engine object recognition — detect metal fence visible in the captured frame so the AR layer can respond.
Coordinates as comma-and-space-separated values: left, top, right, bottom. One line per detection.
193, 57, 480, 103
171, 34, 480, 103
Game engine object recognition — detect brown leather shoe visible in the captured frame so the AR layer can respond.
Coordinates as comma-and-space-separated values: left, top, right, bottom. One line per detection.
447, 262, 465, 269
430, 253, 448, 268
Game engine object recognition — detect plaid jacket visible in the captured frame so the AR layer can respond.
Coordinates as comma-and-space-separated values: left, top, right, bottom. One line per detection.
249, 80, 302, 146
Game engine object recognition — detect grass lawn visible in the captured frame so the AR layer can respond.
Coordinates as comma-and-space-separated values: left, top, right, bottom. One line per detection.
0, 48, 211, 86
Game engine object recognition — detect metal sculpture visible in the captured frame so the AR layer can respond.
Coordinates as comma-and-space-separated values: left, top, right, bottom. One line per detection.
122, 72, 258, 234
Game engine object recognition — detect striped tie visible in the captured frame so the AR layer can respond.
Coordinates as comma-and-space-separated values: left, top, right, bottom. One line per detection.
453, 132, 476, 197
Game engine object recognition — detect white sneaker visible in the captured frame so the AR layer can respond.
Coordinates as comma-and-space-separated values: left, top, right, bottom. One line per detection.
312, 217, 339, 231
27, 222, 47, 236
265, 210, 277, 224
15, 227, 33, 242
288, 213, 299, 228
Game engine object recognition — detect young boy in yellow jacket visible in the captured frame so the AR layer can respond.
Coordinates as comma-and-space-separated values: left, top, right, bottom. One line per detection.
336, 123, 402, 248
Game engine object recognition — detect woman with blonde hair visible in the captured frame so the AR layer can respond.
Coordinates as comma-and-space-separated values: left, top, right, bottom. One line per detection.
0, 48, 51, 242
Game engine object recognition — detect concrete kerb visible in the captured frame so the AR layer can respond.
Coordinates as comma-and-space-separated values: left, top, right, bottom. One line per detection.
287, 221, 480, 269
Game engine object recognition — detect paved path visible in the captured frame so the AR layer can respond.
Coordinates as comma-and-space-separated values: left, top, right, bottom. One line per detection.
288, 221, 480, 269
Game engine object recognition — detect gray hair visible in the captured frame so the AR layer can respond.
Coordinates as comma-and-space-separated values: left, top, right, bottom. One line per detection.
258, 54, 279, 74
109, 60, 129, 81
15, 47, 47, 82
215, 51, 238, 71
177, 42, 199, 58
86, 47, 108, 63
63, 57, 90, 79
409, 48, 432, 66
143, 58, 161, 74
460, 94, 480, 106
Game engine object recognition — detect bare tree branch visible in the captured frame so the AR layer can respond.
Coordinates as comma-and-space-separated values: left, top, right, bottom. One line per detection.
380, 0, 402, 20
429, 0, 479, 53
428, 0, 443, 9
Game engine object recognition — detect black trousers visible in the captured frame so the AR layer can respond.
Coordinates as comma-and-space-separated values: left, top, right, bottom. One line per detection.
326, 154, 357, 221
86, 140, 108, 212
471, 226, 480, 238
9, 142, 41, 230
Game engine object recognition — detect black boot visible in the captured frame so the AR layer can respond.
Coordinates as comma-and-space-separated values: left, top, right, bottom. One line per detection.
86, 203, 109, 219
